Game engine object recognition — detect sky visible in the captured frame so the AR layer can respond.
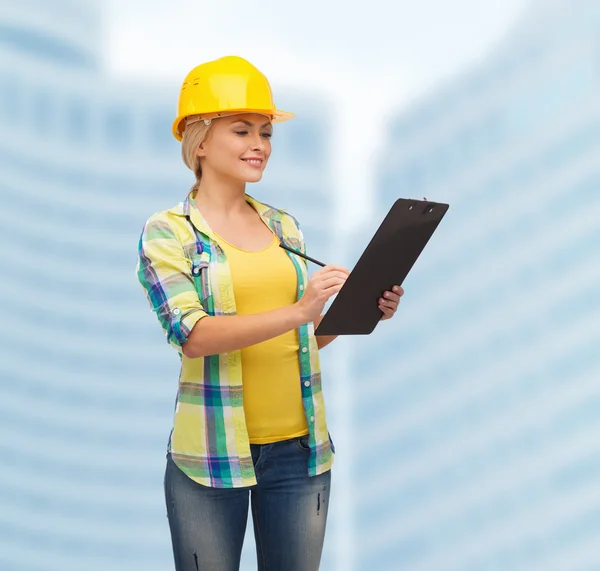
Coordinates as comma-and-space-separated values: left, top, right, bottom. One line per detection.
105, 0, 528, 104
104, 0, 529, 227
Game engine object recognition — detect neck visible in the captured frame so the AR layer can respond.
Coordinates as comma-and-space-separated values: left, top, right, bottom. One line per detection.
194, 170, 249, 217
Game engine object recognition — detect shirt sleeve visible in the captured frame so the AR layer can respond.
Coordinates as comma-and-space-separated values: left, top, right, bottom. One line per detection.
136, 216, 208, 353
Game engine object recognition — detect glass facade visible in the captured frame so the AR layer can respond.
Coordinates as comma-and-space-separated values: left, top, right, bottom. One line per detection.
349, 3, 600, 570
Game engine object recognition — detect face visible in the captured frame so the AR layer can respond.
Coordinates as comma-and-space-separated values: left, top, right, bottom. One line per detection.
196, 113, 273, 183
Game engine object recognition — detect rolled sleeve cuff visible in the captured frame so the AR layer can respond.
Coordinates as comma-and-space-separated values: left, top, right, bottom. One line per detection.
168, 308, 208, 348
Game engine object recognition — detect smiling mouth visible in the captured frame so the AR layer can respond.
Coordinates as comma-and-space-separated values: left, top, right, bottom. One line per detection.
241, 159, 263, 167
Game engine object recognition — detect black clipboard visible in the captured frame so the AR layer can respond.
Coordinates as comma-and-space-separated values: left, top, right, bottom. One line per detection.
314, 198, 449, 336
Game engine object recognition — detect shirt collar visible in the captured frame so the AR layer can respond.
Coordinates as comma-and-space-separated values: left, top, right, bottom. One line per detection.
167, 189, 284, 242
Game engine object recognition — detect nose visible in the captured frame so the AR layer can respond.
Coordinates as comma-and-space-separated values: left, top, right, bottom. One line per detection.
249, 133, 266, 151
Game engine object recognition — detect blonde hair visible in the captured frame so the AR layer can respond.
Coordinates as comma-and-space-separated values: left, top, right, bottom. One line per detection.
181, 119, 213, 192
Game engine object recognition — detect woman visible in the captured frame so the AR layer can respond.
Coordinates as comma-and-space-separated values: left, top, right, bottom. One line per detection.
136, 55, 403, 571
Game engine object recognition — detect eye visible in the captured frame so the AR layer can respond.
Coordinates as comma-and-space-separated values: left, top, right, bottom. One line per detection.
234, 130, 272, 138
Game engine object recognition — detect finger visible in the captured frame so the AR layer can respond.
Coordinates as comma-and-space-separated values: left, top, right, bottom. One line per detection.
378, 303, 394, 318
392, 285, 404, 296
320, 271, 350, 283
315, 270, 350, 283
323, 285, 345, 297
323, 265, 351, 275
320, 275, 348, 288
323, 283, 345, 297
379, 305, 394, 319
379, 296, 398, 308
382, 291, 401, 303
327, 271, 351, 281
315, 280, 347, 294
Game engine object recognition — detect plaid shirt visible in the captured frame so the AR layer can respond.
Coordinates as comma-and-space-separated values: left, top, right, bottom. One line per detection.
136, 190, 335, 488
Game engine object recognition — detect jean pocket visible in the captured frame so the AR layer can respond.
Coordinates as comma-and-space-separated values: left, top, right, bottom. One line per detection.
295, 434, 311, 452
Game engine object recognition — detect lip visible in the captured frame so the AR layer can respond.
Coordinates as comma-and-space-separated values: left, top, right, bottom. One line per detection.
241, 158, 264, 168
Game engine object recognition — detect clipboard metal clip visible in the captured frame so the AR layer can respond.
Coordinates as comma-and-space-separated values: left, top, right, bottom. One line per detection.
407, 198, 434, 214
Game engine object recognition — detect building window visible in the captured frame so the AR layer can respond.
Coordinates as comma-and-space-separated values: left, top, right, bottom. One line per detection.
0, 73, 20, 127
65, 96, 89, 143
104, 105, 131, 149
33, 87, 53, 136
286, 120, 326, 165
148, 110, 177, 153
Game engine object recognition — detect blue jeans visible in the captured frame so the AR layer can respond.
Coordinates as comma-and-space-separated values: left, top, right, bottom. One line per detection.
164, 434, 332, 571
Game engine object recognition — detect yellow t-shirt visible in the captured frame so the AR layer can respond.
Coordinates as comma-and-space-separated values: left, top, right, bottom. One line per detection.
214, 228, 309, 444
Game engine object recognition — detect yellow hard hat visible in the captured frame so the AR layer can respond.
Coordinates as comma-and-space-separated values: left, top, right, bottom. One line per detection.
172, 55, 295, 141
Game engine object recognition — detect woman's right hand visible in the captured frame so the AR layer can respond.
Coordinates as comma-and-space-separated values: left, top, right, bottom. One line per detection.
296, 264, 350, 323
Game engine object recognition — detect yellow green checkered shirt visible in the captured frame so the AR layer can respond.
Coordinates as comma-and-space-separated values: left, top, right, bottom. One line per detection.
136, 190, 335, 488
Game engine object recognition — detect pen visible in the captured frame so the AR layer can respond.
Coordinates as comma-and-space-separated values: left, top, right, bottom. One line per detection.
278, 243, 326, 267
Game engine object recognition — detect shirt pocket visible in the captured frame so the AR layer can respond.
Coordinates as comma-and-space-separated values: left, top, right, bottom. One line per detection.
190, 253, 213, 309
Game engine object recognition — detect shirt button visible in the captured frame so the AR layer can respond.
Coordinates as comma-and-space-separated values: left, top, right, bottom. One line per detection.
310, 416, 315, 422
173, 308, 181, 316
193, 267, 200, 275
304, 381, 310, 387
299, 285, 304, 291
301, 347, 308, 353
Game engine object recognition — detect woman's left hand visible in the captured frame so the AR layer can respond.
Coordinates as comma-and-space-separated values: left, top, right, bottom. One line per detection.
378, 285, 404, 320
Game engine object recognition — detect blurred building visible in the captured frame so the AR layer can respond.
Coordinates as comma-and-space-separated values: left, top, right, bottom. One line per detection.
0, 2, 335, 570
349, 1, 600, 569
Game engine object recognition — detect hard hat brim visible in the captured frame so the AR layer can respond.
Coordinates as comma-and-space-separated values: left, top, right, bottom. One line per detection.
172, 109, 295, 141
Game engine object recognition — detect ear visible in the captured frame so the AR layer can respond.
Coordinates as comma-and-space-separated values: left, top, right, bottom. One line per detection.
196, 142, 206, 158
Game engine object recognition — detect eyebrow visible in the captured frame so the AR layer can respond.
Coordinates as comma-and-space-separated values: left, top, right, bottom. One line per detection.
231, 119, 272, 129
